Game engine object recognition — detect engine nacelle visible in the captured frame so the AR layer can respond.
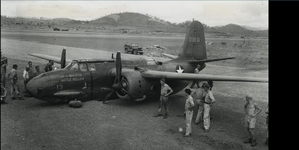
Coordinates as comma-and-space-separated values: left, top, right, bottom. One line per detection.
116, 71, 152, 101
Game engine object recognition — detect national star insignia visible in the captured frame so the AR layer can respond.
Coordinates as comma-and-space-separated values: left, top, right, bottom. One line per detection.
176, 65, 184, 73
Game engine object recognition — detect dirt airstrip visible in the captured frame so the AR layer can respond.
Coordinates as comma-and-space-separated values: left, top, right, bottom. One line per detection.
1, 30, 268, 150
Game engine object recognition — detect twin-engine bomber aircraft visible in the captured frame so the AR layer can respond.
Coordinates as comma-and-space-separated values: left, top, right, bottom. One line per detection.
26, 20, 268, 103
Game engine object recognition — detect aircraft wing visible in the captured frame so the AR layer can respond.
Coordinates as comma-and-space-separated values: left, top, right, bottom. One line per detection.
140, 70, 268, 82
28, 53, 72, 64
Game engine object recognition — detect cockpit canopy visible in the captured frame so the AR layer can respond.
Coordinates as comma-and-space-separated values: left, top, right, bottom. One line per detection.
64, 60, 96, 72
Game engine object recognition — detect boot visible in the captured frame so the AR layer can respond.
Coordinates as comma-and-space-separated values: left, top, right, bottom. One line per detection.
251, 139, 257, 147
244, 138, 252, 144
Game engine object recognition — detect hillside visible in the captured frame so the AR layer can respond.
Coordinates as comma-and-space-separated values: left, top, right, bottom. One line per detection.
215, 24, 268, 37
1, 12, 267, 37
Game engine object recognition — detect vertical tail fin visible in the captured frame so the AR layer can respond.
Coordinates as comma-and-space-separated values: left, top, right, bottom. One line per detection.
180, 21, 207, 60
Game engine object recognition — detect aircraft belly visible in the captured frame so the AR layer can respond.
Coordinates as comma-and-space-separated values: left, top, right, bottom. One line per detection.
166, 80, 190, 95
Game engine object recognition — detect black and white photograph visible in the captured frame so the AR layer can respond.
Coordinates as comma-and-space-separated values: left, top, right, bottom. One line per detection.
1, 1, 268, 149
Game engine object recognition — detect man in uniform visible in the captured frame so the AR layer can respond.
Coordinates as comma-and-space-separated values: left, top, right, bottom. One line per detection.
44, 60, 54, 72
153, 78, 173, 119
27, 61, 35, 80
184, 88, 194, 137
34, 65, 41, 77
203, 83, 215, 132
243, 95, 262, 147
7, 64, 23, 100
190, 64, 201, 88
192, 83, 206, 124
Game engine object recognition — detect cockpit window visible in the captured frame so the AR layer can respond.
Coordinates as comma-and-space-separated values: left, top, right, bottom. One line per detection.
65, 61, 79, 71
79, 63, 88, 72
88, 63, 96, 71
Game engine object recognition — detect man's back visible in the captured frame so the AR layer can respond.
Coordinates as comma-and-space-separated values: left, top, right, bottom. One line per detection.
192, 87, 206, 100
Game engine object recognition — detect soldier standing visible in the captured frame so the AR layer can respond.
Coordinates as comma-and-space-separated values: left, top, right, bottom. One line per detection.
202, 83, 215, 132
192, 83, 206, 124
184, 88, 194, 137
34, 66, 41, 77
7, 64, 23, 100
27, 61, 35, 80
153, 78, 173, 119
243, 95, 262, 147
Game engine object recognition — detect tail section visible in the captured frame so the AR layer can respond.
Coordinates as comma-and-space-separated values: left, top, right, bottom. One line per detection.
178, 20, 235, 63
181, 21, 207, 60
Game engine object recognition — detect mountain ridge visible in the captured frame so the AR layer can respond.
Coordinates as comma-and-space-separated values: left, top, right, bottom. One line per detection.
1, 12, 267, 37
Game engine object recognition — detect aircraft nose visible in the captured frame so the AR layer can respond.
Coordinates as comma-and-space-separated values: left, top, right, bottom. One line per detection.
26, 78, 38, 96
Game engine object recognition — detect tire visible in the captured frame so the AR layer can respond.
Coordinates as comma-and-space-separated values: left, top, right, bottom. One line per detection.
125, 48, 128, 53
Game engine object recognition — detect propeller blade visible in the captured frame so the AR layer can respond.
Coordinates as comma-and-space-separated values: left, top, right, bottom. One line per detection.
120, 88, 134, 98
61, 48, 66, 68
116, 52, 122, 83
102, 91, 115, 104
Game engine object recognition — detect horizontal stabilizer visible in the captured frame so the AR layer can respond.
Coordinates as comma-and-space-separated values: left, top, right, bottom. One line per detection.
188, 57, 235, 64
161, 53, 178, 59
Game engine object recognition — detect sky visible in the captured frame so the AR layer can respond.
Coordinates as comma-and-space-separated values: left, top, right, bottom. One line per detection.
1, 1, 268, 29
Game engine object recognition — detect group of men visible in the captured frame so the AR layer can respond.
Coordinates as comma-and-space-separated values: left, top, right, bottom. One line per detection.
154, 78, 215, 136
154, 75, 268, 147
1, 60, 54, 104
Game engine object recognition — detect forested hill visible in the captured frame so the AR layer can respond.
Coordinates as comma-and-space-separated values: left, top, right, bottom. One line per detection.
1, 12, 267, 37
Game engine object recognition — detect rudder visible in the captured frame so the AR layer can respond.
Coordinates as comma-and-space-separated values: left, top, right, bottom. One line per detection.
181, 21, 207, 60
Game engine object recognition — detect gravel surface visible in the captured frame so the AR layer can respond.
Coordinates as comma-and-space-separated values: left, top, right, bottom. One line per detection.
1, 31, 268, 150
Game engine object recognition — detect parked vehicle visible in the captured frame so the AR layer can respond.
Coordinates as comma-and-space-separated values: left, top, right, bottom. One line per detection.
124, 43, 143, 55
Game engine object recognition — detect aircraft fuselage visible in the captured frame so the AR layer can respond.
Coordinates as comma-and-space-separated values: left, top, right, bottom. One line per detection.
26, 57, 200, 102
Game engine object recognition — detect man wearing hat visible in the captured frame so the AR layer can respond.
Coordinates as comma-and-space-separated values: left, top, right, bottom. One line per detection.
202, 83, 215, 132
153, 78, 173, 119
7, 64, 23, 100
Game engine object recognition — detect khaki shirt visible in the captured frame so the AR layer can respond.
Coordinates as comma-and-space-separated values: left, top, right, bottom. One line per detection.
7, 68, 18, 84
160, 83, 172, 97
28, 66, 35, 79
192, 87, 206, 100
244, 102, 261, 117
204, 90, 215, 104
185, 95, 194, 111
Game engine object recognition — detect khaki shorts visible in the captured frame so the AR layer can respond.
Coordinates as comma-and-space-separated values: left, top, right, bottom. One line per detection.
245, 115, 256, 129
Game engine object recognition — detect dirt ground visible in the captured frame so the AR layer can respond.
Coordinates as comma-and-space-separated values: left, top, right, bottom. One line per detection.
1, 30, 268, 150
